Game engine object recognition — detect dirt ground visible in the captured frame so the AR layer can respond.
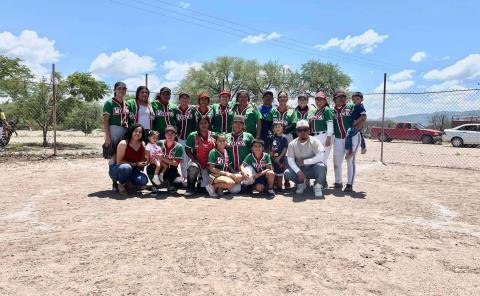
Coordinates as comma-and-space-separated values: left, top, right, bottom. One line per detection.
1, 157, 479, 295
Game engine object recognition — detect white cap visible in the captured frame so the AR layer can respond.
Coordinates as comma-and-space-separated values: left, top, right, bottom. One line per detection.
296, 119, 309, 129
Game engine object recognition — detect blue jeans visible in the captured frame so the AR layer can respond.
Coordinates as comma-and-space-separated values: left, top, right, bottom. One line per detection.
284, 163, 327, 187
345, 126, 366, 151
109, 164, 148, 186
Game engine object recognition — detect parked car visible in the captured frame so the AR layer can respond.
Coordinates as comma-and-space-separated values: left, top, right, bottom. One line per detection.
370, 122, 442, 144
442, 124, 480, 147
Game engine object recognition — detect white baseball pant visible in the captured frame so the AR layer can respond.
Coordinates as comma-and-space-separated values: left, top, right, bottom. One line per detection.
333, 133, 361, 185
178, 138, 190, 179
313, 132, 332, 163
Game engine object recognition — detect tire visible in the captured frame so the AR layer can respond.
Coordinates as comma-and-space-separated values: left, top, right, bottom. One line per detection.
377, 134, 390, 142
451, 137, 464, 147
421, 135, 434, 144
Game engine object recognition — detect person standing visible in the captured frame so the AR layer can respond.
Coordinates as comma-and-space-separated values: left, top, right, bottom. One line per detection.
332, 90, 360, 192
151, 87, 176, 139
226, 115, 254, 176
258, 90, 275, 143
126, 86, 153, 143
295, 93, 313, 121
267, 91, 297, 142
309, 91, 334, 164
174, 92, 197, 182
195, 92, 211, 118
284, 120, 327, 198
230, 90, 262, 139
209, 90, 233, 133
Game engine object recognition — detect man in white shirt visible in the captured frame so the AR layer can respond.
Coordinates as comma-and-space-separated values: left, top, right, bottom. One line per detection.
285, 120, 327, 198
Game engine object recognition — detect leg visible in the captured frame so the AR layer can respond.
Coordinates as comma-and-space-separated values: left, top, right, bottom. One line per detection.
345, 126, 357, 152
360, 131, 367, 152
187, 162, 200, 191
266, 170, 275, 189
110, 163, 133, 185
304, 163, 327, 186
347, 133, 361, 186
242, 165, 255, 186
178, 139, 189, 179
333, 138, 345, 185
284, 168, 299, 185
213, 176, 236, 189
130, 169, 149, 187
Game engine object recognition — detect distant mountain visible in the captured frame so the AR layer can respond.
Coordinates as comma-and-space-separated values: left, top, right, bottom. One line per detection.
373, 110, 480, 125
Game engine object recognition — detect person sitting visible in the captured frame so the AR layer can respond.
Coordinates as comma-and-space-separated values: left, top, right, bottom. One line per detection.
109, 123, 149, 195
284, 120, 327, 198
153, 125, 184, 193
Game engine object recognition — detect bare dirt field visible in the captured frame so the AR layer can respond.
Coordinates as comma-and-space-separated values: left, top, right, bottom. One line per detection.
1, 157, 479, 295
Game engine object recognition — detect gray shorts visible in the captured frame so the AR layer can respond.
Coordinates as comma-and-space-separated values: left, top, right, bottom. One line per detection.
109, 125, 127, 153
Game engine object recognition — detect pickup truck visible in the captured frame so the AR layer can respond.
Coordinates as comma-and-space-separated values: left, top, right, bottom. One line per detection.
370, 122, 443, 144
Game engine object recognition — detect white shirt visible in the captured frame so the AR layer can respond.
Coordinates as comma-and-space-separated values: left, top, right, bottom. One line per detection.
287, 136, 325, 173
138, 104, 151, 129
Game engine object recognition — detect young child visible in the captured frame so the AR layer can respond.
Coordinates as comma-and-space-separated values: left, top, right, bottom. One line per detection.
345, 92, 367, 159
145, 130, 167, 186
268, 121, 288, 191
241, 139, 275, 198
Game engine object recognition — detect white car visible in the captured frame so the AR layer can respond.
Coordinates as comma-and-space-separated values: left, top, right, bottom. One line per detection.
442, 124, 480, 147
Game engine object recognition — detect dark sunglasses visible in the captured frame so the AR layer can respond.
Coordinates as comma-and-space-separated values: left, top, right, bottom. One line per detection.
296, 128, 309, 132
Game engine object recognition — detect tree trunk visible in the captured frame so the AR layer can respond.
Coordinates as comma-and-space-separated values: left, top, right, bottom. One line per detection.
42, 126, 48, 147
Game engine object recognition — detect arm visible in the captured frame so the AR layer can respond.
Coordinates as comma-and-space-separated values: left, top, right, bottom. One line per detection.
287, 156, 300, 174
185, 147, 197, 162
256, 119, 261, 139
208, 163, 233, 177
103, 114, 111, 145
303, 141, 325, 165
162, 157, 179, 167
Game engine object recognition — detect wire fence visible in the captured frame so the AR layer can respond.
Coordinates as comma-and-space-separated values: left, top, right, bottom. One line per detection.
1, 73, 479, 170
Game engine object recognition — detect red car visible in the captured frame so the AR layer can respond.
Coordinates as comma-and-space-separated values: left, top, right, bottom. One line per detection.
370, 122, 443, 144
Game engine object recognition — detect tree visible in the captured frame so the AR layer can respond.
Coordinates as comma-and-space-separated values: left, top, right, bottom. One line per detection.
65, 72, 109, 102
0, 55, 33, 100
63, 101, 103, 135
429, 112, 451, 131
177, 57, 351, 104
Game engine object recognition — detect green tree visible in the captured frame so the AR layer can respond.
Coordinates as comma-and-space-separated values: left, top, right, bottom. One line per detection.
65, 72, 109, 102
63, 101, 103, 135
300, 60, 352, 98
0, 55, 33, 100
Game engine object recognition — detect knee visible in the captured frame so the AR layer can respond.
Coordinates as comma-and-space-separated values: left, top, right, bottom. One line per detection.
136, 173, 149, 186
255, 184, 264, 192
266, 170, 274, 177
118, 163, 133, 173
284, 169, 294, 180
229, 184, 242, 194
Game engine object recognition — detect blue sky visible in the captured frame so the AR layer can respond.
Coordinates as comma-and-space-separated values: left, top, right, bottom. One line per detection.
1, 0, 480, 102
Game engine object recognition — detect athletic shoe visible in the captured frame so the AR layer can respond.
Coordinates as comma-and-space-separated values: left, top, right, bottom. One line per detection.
344, 184, 353, 192
206, 184, 218, 197
296, 183, 307, 194
345, 151, 353, 160
112, 181, 118, 192
361, 148, 367, 154
267, 189, 276, 198
334, 183, 343, 189
151, 186, 158, 196
313, 183, 324, 198
152, 175, 161, 185
158, 173, 164, 183
167, 182, 176, 193
173, 176, 184, 184
216, 188, 224, 196
184, 188, 195, 196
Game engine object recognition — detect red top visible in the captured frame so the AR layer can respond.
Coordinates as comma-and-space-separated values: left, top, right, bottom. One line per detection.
124, 143, 145, 163
195, 131, 216, 169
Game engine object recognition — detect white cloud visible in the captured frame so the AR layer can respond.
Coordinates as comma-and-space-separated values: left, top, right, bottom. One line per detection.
241, 32, 281, 44
315, 29, 388, 54
410, 51, 426, 63
374, 80, 415, 93
158, 45, 167, 51
163, 60, 202, 89
179, 1, 191, 8
427, 80, 466, 92
0, 30, 62, 76
89, 48, 156, 78
424, 54, 480, 81
390, 69, 415, 82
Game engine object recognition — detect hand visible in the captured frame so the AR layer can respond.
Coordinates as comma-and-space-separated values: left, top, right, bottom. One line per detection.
296, 171, 305, 183
232, 173, 243, 183
137, 161, 148, 167
240, 170, 248, 179
104, 136, 111, 147
325, 136, 331, 147
296, 159, 304, 167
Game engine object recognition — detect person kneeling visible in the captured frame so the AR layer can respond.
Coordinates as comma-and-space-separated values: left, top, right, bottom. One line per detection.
240, 139, 275, 198
206, 133, 243, 197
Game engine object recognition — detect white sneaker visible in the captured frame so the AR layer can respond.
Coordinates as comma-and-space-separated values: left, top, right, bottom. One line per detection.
313, 183, 324, 198
206, 184, 218, 197
159, 173, 164, 183
152, 175, 161, 185
173, 176, 184, 184
296, 183, 307, 194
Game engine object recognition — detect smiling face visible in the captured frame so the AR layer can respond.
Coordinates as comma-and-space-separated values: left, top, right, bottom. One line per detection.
298, 96, 308, 108
219, 94, 230, 106
352, 95, 363, 105
252, 142, 264, 154
115, 85, 127, 99
334, 95, 347, 106
232, 121, 244, 133
199, 97, 209, 107
216, 135, 227, 149
165, 130, 176, 141
237, 92, 249, 106
278, 93, 288, 106
132, 126, 143, 141
198, 118, 209, 132
160, 91, 171, 104
315, 96, 327, 108
138, 89, 149, 102
179, 94, 190, 106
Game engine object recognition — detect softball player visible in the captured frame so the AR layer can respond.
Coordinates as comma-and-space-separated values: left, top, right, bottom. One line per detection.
230, 90, 262, 138
209, 90, 233, 133
266, 91, 297, 142
226, 115, 254, 173
151, 87, 176, 138
309, 91, 333, 164
174, 92, 197, 181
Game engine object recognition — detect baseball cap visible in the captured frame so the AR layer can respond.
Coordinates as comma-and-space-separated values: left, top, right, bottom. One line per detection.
159, 87, 171, 94
333, 90, 347, 98
178, 92, 190, 98
296, 119, 309, 129
198, 92, 210, 100
298, 93, 309, 100
351, 91, 363, 99
252, 139, 265, 146
272, 120, 284, 126
315, 91, 327, 99
114, 82, 127, 89
233, 115, 245, 123
219, 90, 231, 97
165, 125, 177, 134
263, 90, 274, 97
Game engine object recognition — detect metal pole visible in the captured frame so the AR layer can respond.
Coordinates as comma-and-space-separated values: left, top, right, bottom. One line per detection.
222, 79, 225, 91
380, 73, 387, 163
145, 73, 148, 87
52, 64, 57, 156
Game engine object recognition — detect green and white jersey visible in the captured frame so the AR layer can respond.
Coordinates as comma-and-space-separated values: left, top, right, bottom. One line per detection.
310, 106, 333, 134
194, 105, 211, 119
103, 98, 129, 127
333, 102, 354, 139
173, 105, 197, 140
226, 132, 254, 171
266, 107, 298, 134
125, 99, 154, 128
230, 102, 261, 136
152, 101, 176, 135
295, 105, 315, 121
209, 103, 233, 133
157, 140, 184, 163
242, 152, 272, 173
207, 148, 230, 172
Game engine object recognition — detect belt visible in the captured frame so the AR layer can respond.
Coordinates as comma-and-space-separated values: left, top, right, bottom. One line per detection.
312, 131, 326, 135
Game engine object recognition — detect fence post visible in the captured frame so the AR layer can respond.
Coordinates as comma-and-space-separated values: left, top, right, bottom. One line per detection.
145, 73, 148, 87
52, 64, 57, 156
380, 73, 387, 163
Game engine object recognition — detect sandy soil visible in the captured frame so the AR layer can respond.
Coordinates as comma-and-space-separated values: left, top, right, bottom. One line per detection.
0, 158, 479, 295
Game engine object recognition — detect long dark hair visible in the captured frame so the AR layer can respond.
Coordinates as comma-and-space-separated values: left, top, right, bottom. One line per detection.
135, 86, 150, 101
124, 123, 144, 143
236, 90, 250, 102
197, 115, 211, 132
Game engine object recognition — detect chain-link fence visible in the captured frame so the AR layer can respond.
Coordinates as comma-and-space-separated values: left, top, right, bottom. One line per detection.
1, 75, 479, 170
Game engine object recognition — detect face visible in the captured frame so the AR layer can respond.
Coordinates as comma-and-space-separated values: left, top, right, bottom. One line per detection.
352, 96, 363, 105
165, 130, 176, 141
252, 143, 264, 154
219, 94, 230, 105
237, 93, 248, 106
216, 136, 227, 149
179, 95, 190, 106
263, 94, 273, 105
132, 127, 143, 141
296, 127, 310, 140
138, 89, 149, 102
232, 121, 244, 133
149, 134, 159, 144
199, 119, 209, 131
298, 96, 308, 108
115, 85, 127, 98
199, 97, 209, 107
315, 97, 327, 108
273, 124, 283, 135
160, 91, 171, 103
335, 95, 347, 106
278, 93, 288, 105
